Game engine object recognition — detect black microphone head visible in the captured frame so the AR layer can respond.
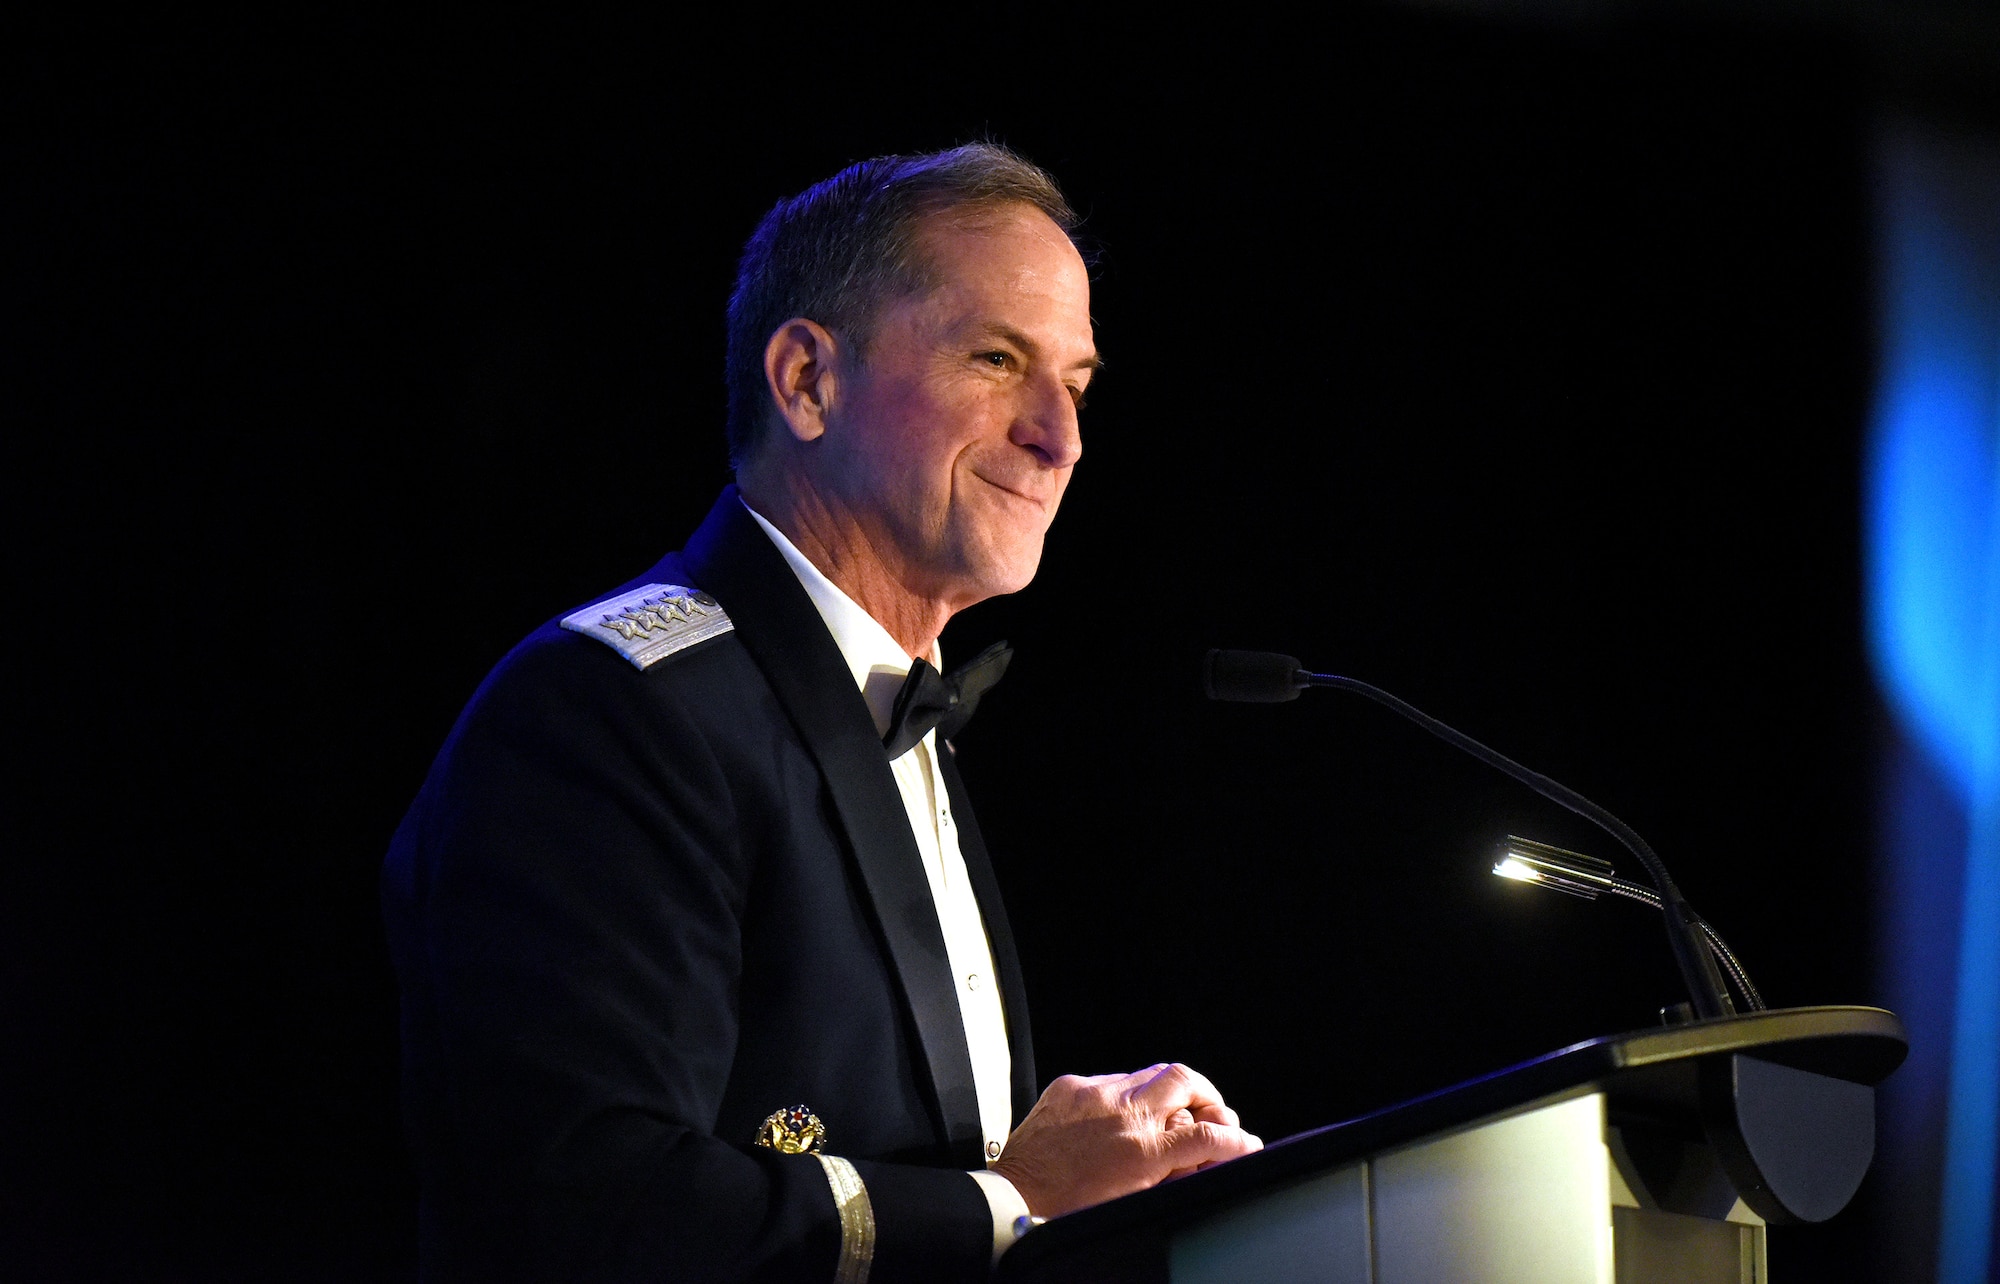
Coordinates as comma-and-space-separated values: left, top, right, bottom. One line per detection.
1203, 649, 1305, 702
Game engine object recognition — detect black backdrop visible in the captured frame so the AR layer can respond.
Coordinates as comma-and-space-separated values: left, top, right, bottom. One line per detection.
13, 9, 1904, 1279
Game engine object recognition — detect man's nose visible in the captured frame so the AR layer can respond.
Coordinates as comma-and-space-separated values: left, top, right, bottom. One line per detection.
1010, 377, 1083, 470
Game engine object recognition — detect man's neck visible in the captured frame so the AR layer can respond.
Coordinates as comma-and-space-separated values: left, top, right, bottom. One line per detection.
738, 475, 950, 661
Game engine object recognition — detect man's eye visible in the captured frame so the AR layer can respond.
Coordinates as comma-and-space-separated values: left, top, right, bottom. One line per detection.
978, 351, 1010, 369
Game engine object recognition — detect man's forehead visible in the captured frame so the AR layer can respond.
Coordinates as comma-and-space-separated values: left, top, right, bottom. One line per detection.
915, 207, 1084, 285
912, 214, 1092, 337
851, 209, 1091, 372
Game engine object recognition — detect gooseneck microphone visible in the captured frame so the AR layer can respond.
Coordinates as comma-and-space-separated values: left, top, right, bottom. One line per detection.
1202, 649, 1738, 1021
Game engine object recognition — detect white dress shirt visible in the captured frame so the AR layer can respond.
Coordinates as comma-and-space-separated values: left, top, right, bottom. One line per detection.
743, 503, 1030, 1261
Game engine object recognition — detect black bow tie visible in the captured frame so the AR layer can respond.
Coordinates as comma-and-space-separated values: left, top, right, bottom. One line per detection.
882, 641, 1013, 759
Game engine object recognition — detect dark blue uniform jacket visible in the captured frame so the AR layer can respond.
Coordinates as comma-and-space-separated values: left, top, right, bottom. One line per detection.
383, 489, 1037, 1282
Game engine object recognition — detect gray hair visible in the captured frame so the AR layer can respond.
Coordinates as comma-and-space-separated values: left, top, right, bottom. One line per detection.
723, 142, 1081, 470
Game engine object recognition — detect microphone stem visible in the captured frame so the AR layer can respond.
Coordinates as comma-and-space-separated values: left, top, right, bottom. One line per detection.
1301, 671, 1737, 1019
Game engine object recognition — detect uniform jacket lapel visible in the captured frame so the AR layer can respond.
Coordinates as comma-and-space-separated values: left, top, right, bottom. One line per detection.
679, 488, 986, 1162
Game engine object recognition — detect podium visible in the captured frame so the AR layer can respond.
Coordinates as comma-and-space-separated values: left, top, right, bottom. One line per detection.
998, 1007, 1906, 1284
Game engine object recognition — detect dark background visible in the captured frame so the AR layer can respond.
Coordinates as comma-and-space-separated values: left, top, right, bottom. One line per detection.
9, 7, 1994, 1279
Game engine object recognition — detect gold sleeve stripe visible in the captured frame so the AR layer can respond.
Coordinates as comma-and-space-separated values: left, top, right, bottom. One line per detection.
814, 1153, 875, 1284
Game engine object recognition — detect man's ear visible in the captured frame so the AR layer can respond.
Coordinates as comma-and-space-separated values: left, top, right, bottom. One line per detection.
762, 318, 843, 444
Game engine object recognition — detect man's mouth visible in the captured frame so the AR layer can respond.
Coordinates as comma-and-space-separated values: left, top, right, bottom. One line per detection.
972, 471, 1048, 512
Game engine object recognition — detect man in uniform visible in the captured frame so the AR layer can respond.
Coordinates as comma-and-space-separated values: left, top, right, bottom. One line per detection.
383, 144, 1261, 1283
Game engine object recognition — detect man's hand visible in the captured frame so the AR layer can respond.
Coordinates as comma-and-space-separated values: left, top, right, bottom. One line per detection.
990, 1063, 1264, 1218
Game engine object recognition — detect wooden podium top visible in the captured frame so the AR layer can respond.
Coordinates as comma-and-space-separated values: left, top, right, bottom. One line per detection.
998, 1005, 1906, 1283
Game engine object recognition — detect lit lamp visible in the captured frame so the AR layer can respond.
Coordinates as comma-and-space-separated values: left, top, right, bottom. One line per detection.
1492, 836, 1616, 899
1492, 835, 1764, 1012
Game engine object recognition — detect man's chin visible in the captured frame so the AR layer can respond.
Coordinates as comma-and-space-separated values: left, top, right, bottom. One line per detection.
949, 538, 1046, 606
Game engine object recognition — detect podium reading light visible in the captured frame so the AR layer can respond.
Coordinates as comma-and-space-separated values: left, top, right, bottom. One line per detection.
1202, 649, 1739, 1020
1493, 836, 1764, 1011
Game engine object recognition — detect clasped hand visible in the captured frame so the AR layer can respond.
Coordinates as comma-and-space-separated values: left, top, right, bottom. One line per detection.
991, 1062, 1263, 1218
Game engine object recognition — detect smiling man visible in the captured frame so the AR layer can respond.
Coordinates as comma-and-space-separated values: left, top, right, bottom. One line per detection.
384, 144, 1260, 1284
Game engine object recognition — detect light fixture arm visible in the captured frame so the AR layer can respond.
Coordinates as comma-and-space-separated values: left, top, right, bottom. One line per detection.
1294, 667, 1739, 1020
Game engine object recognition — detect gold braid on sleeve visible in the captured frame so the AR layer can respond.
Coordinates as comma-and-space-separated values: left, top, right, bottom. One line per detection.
813, 1154, 875, 1284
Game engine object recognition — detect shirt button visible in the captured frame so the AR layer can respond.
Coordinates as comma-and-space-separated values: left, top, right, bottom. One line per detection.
966, 973, 982, 991
987, 1140, 1002, 1160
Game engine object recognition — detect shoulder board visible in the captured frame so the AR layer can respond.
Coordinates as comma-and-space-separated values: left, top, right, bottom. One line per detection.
560, 583, 734, 670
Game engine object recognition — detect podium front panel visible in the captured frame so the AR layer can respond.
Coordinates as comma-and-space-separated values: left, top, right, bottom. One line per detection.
1371, 1091, 1611, 1282
1169, 1161, 1371, 1284
1161, 1089, 1766, 1283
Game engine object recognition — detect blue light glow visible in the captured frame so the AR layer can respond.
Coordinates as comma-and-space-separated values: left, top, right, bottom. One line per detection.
1868, 122, 2000, 1284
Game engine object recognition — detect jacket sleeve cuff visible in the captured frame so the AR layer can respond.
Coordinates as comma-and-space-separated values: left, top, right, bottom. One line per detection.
814, 1155, 876, 1283
845, 1158, 993, 1283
